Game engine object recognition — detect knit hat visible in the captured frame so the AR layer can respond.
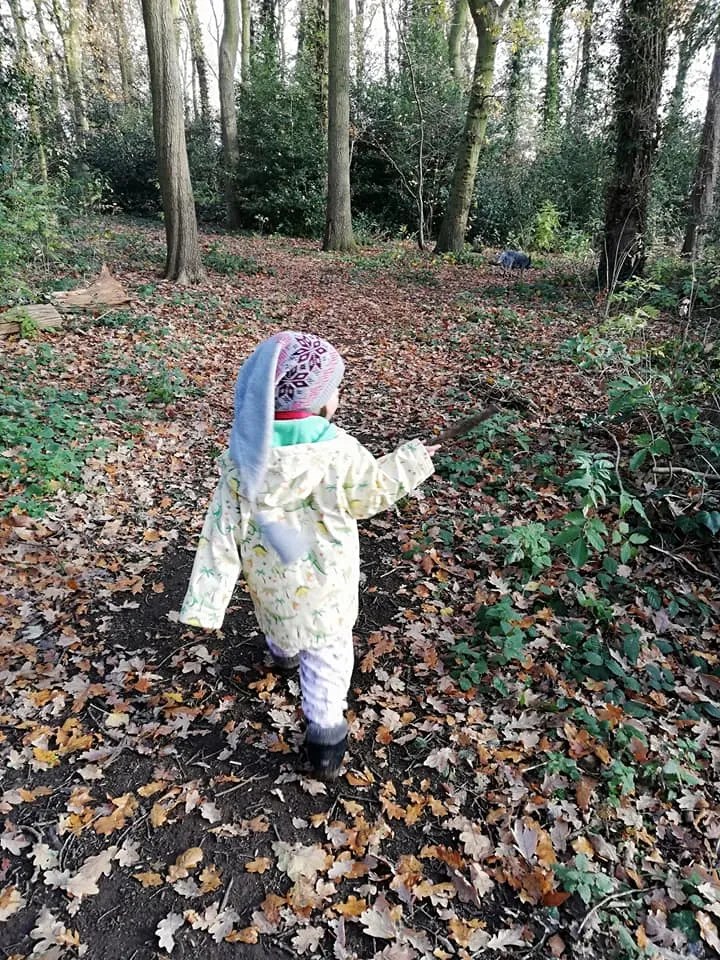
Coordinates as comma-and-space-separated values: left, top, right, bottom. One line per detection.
228, 331, 344, 565
274, 332, 345, 412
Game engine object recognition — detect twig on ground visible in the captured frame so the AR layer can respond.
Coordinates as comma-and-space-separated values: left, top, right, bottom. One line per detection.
220, 876, 234, 912
578, 888, 647, 936
649, 544, 719, 582
652, 465, 719, 480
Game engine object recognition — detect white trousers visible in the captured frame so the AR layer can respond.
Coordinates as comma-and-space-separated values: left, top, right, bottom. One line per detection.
266, 634, 354, 744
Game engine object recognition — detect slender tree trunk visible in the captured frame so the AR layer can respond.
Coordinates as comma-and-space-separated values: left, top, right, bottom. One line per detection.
110, 0, 135, 103
381, 0, 390, 76
298, 0, 329, 127
573, 0, 594, 117
435, 0, 510, 253
261, 0, 277, 44
354, 0, 365, 87
220, 0, 242, 226
56, 0, 88, 141
324, 0, 355, 251
185, 0, 211, 126
8, 0, 48, 181
241, 0, 251, 81
141, 0, 204, 282
33, 0, 64, 139
542, 0, 569, 136
682, 37, 720, 257
504, 0, 535, 151
598, 0, 671, 287
448, 0, 469, 81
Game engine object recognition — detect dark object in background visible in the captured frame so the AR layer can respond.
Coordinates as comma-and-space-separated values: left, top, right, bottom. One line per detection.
496, 249, 532, 270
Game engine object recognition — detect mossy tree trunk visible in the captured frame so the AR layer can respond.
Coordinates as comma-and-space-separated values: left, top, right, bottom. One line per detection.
598, 0, 672, 287
682, 37, 720, 258
435, 0, 511, 253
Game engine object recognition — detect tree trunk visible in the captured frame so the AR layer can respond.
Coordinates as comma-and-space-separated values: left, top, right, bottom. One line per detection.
261, 0, 277, 45
110, 0, 135, 103
354, 0, 365, 88
598, 0, 671, 287
324, 0, 355, 251
298, 0, 329, 127
504, 0, 535, 151
682, 37, 720, 257
573, 0, 594, 117
448, 0, 469, 81
666, 2, 715, 132
185, 0, 211, 126
53, 0, 88, 142
241, 0, 251, 81
220, 0, 242, 227
141, 0, 204, 282
542, 0, 569, 136
8, 0, 48, 181
381, 0, 390, 76
435, 0, 509, 253
33, 0, 64, 138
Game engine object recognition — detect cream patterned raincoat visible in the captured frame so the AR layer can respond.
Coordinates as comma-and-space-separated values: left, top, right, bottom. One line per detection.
179, 427, 434, 653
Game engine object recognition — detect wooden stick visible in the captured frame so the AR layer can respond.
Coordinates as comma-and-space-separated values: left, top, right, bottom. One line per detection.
436, 406, 500, 444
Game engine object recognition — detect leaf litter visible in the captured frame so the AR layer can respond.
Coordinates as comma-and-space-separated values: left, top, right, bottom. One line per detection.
0, 222, 718, 959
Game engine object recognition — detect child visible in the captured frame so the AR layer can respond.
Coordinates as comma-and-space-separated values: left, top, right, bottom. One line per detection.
179, 331, 438, 778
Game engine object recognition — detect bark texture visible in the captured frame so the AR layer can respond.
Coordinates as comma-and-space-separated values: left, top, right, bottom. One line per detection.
141, 0, 205, 282
682, 37, 720, 257
323, 0, 355, 251
598, 0, 671, 286
220, 0, 242, 226
435, 0, 510, 253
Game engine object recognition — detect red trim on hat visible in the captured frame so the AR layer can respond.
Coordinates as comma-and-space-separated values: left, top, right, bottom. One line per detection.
274, 410, 314, 420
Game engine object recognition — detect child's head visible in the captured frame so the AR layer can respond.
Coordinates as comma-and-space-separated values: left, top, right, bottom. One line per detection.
274, 332, 344, 419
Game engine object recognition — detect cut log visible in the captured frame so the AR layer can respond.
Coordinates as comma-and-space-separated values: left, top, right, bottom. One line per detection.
0, 304, 64, 338
51, 264, 131, 313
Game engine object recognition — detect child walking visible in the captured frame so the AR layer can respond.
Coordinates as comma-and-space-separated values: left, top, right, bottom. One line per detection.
179, 331, 438, 778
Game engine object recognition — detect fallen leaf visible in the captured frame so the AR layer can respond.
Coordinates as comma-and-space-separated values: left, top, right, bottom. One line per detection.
199, 865, 222, 893
226, 927, 259, 943
167, 847, 203, 882
156, 912, 184, 953
134, 872, 164, 888
697, 912, 720, 952
245, 857, 271, 874
0, 885, 25, 921
293, 925, 324, 954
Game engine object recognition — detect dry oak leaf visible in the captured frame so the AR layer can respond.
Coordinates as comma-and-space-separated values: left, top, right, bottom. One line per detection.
167, 847, 203, 882
138, 781, 167, 798
226, 927, 259, 944
156, 912, 184, 953
134, 872, 164, 888
335, 895, 368, 917
697, 912, 720, 952
346, 769, 375, 788
293, 925, 325, 955
95, 792, 138, 836
448, 916, 489, 951
487, 927, 527, 950
150, 803, 168, 828
0, 885, 26, 922
272, 841, 331, 882
245, 857, 272, 875
360, 895, 402, 940
199, 865, 223, 894
424, 747, 456, 774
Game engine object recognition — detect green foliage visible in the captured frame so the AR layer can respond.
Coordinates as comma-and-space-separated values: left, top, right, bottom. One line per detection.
501, 522, 552, 573
0, 363, 109, 516
533, 200, 561, 251
82, 107, 159, 216
553, 855, 616, 905
233, 41, 326, 235
205, 243, 273, 276
0, 179, 65, 305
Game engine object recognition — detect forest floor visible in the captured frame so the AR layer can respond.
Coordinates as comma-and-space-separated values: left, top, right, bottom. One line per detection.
1, 220, 719, 960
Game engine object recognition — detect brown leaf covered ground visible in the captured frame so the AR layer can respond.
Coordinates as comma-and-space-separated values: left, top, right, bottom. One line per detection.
1, 221, 719, 960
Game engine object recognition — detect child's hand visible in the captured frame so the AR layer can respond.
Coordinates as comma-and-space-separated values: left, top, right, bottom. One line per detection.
424, 443, 441, 458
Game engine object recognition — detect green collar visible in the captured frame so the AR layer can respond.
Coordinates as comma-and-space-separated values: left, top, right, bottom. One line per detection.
271, 416, 337, 447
